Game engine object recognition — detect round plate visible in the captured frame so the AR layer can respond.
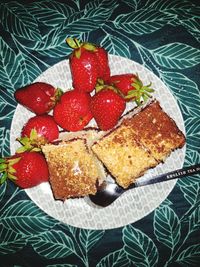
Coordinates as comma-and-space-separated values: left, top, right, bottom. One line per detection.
10, 55, 186, 230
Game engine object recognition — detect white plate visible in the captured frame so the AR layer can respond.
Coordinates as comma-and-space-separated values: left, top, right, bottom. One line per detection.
10, 55, 186, 230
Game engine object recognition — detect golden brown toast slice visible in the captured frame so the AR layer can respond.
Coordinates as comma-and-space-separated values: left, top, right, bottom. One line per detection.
42, 138, 101, 200
92, 124, 158, 188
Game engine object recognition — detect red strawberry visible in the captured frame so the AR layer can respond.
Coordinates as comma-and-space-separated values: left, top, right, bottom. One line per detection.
95, 47, 110, 81
108, 74, 154, 105
14, 82, 63, 115
90, 89, 126, 130
17, 115, 59, 151
53, 90, 93, 132
67, 38, 98, 92
0, 151, 49, 189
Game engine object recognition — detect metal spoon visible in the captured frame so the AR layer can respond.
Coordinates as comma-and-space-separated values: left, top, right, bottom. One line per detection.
89, 164, 200, 207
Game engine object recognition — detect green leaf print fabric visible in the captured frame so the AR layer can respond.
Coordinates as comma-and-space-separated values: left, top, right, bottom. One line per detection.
0, 0, 199, 266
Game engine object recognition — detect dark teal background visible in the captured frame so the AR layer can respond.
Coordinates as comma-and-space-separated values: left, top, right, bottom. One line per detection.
0, 0, 200, 266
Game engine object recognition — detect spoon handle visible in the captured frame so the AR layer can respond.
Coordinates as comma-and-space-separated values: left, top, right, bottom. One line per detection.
135, 164, 200, 188
89, 164, 200, 207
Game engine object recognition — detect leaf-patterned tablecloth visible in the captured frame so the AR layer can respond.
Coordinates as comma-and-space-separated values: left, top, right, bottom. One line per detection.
0, 0, 200, 266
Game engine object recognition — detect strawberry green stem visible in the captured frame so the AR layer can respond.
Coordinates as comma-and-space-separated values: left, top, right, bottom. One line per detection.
95, 79, 125, 97
66, 37, 97, 60
0, 173, 7, 184
125, 81, 154, 105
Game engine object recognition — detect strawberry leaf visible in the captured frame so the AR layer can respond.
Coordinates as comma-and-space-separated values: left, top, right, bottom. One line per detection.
0, 163, 7, 171
8, 158, 20, 166
30, 129, 38, 140
74, 48, 81, 59
0, 173, 7, 184
0, 158, 6, 164
82, 42, 97, 52
66, 37, 80, 49
54, 88, 63, 102
7, 173, 17, 181
16, 146, 29, 153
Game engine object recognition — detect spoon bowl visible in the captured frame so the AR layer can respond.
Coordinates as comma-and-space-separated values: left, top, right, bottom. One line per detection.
89, 181, 132, 207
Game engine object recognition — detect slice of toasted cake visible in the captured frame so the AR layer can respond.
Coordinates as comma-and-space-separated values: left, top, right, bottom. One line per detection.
92, 100, 185, 188
42, 138, 101, 200
122, 100, 186, 162
92, 124, 158, 188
